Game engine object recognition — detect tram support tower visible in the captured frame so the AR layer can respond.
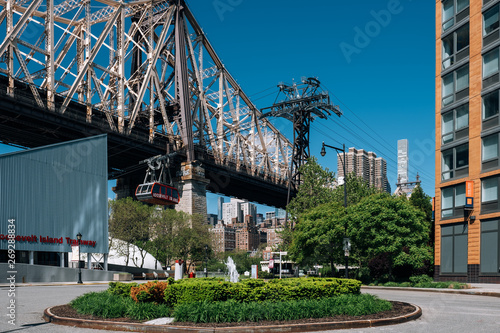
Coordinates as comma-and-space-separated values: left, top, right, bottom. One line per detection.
261, 77, 342, 201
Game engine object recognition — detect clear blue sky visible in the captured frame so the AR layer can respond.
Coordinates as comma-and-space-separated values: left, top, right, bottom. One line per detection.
191, 0, 436, 214
0, 0, 436, 215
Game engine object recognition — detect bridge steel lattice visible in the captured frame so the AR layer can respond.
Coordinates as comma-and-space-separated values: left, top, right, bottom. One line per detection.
0, 0, 293, 210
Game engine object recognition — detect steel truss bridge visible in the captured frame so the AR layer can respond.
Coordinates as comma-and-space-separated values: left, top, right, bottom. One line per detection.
0, 0, 293, 207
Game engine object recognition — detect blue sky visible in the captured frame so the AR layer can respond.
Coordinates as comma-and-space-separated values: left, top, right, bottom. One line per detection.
0, 0, 436, 215
192, 0, 436, 214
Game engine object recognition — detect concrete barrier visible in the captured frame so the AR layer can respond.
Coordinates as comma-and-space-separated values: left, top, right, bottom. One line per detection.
0, 263, 118, 283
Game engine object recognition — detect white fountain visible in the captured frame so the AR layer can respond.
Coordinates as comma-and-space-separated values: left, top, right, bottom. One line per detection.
225, 256, 240, 282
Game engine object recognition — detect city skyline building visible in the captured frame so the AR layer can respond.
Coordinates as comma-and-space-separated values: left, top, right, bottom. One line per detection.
221, 198, 257, 225
217, 197, 224, 220
394, 139, 420, 197
398, 139, 409, 184
435, 0, 500, 283
337, 147, 391, 193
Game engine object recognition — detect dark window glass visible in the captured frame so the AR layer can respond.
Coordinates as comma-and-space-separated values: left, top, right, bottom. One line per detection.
442, 144, 468, 180
441, 223, 468, 274
441, 183, 466, 218
481, 176, 500, 214
443, 0, 469, 31
484, 4, 499, 35
480, 219, 499, 274
442, 24, 469, 69
483, 90, 499, 119
442, 64, 469, 106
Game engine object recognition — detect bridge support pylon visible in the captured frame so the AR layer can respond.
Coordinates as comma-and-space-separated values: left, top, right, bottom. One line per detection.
175, 161, 209, 222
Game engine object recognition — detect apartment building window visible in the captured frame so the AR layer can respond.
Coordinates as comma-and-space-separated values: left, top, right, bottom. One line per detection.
441, 223, 468, 274
442, 144, 469, 180
442, 23, 469, 69
483, 89, 499, 129
481, 219, 500, 274
441, 183, 466, 218
482, 132, 500, 170
482, 175, 500, 213
442, 104, 469, 144
442, 0, 469, 31
442, 64, 469, 106
484, 3, 499, 46
483, 48, 500, 88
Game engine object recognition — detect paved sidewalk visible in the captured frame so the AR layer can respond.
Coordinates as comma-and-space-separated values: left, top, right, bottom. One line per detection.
362, 282, 500, 297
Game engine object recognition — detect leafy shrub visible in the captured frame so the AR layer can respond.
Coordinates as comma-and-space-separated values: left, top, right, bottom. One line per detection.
173, 293, 391, 323
70, 290, 173, 320
163, 277, 362, 307
257, 270, 275, 279
164, 279, 232, 307
368, 252, 391, 281
130, 280, 170, 303
108, 281, 138, 298
70, 291, 134, 318
409, 274, 434, 286
126, 302, 172, 320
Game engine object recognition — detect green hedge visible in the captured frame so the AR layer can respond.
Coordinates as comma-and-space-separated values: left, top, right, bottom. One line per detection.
108, 281, 138, 297
173, 293, 391, 323
70, 290, 172, 320
163, 278, 361, 307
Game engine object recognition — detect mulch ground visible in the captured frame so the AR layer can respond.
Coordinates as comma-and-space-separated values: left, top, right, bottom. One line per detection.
50, 301, 415, 328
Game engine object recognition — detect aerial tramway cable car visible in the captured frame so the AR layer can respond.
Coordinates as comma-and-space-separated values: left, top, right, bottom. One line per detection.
135, 154, 179, 206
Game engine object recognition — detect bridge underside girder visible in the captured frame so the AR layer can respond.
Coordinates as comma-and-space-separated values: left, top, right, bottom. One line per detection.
0, 84, 288, 208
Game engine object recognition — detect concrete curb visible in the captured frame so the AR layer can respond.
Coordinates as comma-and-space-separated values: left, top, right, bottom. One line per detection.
362, 286, 500, 298
43, 303, 421, 333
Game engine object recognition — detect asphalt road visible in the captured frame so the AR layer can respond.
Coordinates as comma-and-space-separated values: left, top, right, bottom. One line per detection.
0, 284, 499, 333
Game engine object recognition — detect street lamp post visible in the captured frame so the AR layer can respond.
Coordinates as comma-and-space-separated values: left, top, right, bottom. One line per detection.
77, 232, 82, 284
320, 142, 349, 279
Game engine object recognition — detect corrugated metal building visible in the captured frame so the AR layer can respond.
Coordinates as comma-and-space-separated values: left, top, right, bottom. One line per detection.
0, 135, 108, 266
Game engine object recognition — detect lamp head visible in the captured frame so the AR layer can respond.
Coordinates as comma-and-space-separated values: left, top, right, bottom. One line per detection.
320, 143, 326, 157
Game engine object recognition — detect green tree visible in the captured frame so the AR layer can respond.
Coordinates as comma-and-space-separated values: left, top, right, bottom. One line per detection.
347, 193, 432, 280
409, 185, 434, 247
147, 208, 191, 270
286, 157, 336, 220
332, 173, 381, 207
289, 202, 346, 275
108, 197, 152, 267
183, 214, 213, 272
148, 209, 212, 273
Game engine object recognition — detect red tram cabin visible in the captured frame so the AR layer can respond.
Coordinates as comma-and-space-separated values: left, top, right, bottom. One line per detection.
135, 182, 179, 206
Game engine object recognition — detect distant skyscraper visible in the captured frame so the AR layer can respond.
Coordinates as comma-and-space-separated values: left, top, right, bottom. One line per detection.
397, 139, 409, 184
275, 208, 286, 219
337, 147, 390, 193
217, 197, 224, 220
222, 198, 256, 224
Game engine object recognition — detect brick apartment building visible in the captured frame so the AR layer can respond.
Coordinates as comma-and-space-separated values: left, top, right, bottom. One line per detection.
337, 147, 391, 193
436, 0, 500, 282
